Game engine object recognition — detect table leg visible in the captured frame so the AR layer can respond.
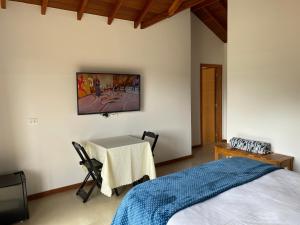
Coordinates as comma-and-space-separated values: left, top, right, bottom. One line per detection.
289, 159, 294, 171
214, 150, 220, 160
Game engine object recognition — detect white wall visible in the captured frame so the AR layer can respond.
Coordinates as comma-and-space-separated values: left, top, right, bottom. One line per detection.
0, 3, 191, 194
191, 13, 227, 146
227, 0, 300, 171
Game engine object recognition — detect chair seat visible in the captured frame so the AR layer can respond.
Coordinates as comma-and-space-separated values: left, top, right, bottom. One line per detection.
80, 159, 103, 170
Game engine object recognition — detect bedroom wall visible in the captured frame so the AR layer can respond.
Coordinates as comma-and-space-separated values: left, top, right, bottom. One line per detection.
191, 13, 227, 146
227, 0, 300, 171
0, 2, 191, 194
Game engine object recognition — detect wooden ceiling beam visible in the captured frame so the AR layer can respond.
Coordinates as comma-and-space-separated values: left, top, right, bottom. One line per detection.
219, 0, 227, 10
141, 0, 206, 29
202, 7, 226, 33
77, 0, 89, 20
177, 0, 206, 10
41, 0, 48, 15
134, 0, 154, 29
168, 0, 184, 16
1, 0, 6, 9
192, 0, 220, 12
141, 11, 169, 29
108, 0, 124, 25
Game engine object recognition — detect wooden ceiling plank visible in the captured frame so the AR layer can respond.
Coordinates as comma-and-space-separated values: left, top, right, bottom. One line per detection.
1, 0, 6, 9
134, 0, 154, 28
202, 7, 226, 33
168, 0, 183, 16
108, 0, 124, 25
141, 0, 205, 29
77, 0, 89, 20
41, 0, 48, 15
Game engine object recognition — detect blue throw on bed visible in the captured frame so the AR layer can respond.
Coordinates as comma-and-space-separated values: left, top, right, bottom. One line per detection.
111, 157, 279, 225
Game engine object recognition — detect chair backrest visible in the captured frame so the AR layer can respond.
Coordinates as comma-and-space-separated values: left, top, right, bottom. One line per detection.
72, 142, 101, 179
142, 131, 159, 153
72, 141, 86, 163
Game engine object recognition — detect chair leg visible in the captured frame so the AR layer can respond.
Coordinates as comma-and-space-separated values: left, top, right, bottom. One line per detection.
83, 182, 97, 203
76, 173, 97, 203
77, 180, 97, 203
143, 175, 150, 182
76, 173, 90, 195
133, 175, 149, 187
114, 188, 119, 196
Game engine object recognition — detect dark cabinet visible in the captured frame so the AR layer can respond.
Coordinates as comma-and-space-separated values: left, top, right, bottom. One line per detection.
0, 171, 29, 224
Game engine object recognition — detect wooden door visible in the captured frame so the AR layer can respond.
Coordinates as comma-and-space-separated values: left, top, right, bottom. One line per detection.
200, 64, 222, 145
201, 67, 216, 145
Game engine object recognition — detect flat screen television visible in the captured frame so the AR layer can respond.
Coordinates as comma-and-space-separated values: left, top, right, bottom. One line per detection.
76, 73, 140, 115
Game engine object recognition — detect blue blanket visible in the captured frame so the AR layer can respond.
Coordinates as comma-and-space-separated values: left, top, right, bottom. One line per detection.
111, 157, 279, 225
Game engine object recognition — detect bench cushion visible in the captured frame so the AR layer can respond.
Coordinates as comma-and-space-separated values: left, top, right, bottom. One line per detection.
230, 137, 271, 155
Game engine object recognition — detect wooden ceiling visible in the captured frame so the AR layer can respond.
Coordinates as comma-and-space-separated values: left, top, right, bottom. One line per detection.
192, 0, 227, 42
0, 0, 227, 42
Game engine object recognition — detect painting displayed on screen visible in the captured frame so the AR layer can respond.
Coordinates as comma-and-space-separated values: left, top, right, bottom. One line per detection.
77, 73, 140, 115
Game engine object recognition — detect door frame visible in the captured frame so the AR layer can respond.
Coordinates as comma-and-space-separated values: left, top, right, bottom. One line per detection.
200, 64, 223, 145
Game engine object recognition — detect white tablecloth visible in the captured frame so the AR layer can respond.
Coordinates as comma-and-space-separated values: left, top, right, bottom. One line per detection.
85, 135, 156, 197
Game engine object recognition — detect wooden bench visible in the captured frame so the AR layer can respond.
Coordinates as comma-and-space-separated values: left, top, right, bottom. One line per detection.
215, 143, 294, 171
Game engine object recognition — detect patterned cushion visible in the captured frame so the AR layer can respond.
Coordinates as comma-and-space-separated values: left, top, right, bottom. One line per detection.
229, 137, 272, 155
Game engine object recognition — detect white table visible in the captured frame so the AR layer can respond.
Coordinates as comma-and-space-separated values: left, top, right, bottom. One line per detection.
85, 135, 156, 197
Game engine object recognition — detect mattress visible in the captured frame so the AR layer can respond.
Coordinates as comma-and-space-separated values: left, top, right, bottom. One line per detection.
167, 169, 300, 225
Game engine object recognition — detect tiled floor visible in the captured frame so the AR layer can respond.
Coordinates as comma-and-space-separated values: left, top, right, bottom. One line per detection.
18, 146, 214, 225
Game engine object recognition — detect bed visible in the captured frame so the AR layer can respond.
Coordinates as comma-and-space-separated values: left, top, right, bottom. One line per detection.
111, 157, 300, 225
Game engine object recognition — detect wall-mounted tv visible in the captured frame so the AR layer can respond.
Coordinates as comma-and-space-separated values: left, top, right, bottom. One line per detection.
76, 73, 140, 115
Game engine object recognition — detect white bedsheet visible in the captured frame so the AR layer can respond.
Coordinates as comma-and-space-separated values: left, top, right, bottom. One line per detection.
167, 169, 300, 225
